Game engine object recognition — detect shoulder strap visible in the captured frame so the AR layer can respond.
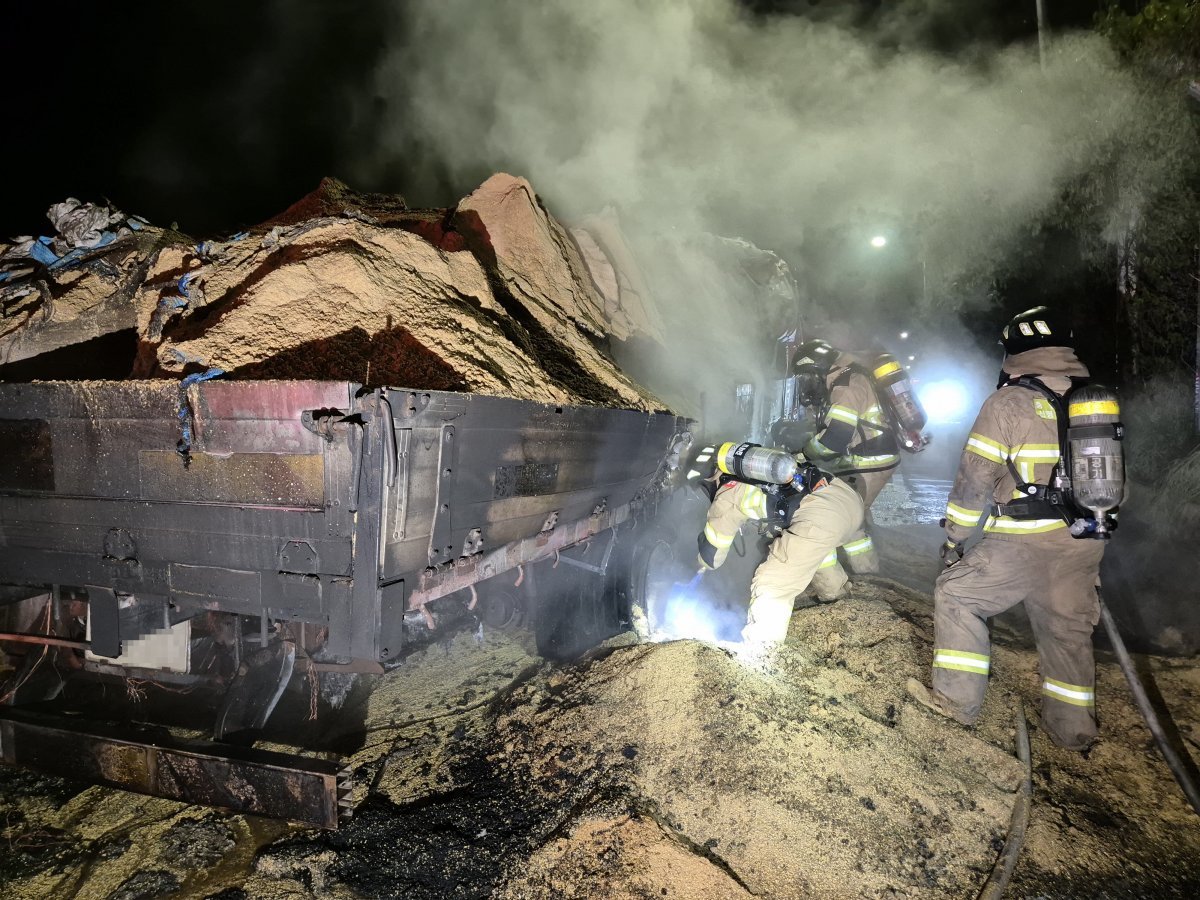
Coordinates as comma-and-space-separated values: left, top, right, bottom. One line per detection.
995, 374, 1085, 495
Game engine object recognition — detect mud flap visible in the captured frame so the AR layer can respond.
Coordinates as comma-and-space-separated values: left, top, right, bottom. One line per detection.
0, 647, 65, 705
213, 640, 295, 739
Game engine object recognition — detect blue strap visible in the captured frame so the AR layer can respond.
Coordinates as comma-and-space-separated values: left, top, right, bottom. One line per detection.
176, 367, 225, 461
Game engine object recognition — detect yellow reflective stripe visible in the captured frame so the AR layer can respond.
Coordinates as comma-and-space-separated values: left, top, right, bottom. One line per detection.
1069, 400, 1119, 417
703, 524, 734, 548
966, 433, 1008, 463
818, 550, 838, 569
740, 490, 767, 519
1012, 444, 1060, 465
1042, 678, 1095, 707
873, 360, 901, 379
1010, 443, 1060, 462
984, 515, 1066, 534
843, 537, 873, 555
847, 453, 901, 470
945, 503, 983, 527
827, 405, 859, 426
933, 649, 990, 674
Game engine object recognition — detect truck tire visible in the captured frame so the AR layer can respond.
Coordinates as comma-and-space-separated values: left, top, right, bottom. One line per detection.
627, 529, 683, 641
530, 548, 623, 661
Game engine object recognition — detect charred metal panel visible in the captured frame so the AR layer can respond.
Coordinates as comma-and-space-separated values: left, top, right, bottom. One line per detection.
139, 450, 325, 508
87, 585, 121, 658
0, 379, 689, 668
169, 563, 262, 610
493, 462, 560, 499
189, 381, 350, 460
428, 424, 458, 566
0, 707, 349, 829
0, 419, 54, 491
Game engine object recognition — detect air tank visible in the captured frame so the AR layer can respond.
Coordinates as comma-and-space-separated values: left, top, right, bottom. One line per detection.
872, 353, 929, 451
1067, 384, 1124, 537
715, 441, 798, 485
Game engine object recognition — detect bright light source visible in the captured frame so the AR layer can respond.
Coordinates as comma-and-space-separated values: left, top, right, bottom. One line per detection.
899, 331, 909, 339
870, 235, 888, 248
918, 379, 972, 425
907, 355, 916, 361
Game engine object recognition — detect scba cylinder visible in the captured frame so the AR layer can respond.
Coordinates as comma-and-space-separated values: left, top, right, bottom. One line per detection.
1067, 384, 1124, 536
716, 442, 798, 485
872, 353, 928, 437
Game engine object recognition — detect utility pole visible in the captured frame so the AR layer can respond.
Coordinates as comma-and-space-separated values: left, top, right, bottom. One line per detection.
1036, 0, 1047, 69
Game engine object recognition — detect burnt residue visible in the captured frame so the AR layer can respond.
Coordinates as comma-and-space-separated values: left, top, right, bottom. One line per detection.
0, 418, 54, 490
396, 207, 472, 253
260, 177, 410, 228
228, 324, 468, 391
261, 740, 629, 900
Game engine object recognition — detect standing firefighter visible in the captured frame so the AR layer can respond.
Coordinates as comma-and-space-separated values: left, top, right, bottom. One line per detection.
792, 339, 907, 576
908, 306, 1122, 751
694, 442, 865, 648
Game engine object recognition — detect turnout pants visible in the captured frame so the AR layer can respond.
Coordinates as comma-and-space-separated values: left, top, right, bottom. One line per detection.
932, 535, 1105, 750
837, 467, 896, 575
743, 478, 864, 646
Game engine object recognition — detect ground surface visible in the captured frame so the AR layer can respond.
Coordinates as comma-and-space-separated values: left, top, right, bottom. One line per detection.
3, 558, 1199, 898
2, 478, 1199, 898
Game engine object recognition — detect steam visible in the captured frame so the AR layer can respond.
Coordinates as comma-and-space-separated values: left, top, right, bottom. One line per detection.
362, 0, 1180, 280
345, 0, 1186, 424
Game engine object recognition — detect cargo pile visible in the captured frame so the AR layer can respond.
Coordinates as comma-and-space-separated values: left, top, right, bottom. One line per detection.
0, 175, 667, 410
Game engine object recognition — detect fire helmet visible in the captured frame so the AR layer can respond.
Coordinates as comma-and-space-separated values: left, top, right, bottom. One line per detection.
791, 339, 839, 407
791, 339, 840, 376
1001, 306, 1073, 355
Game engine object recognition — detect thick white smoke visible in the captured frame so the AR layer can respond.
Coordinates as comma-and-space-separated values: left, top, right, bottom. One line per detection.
352, 0, 1186, 421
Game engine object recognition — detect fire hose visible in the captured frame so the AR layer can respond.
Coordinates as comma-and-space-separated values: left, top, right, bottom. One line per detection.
1097, 589, 1200, 817
977, 702, 1031, 900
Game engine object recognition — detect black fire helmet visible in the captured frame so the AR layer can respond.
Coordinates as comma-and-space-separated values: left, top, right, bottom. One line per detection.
791, 339, 839, 408
1001, 306, 1074, 355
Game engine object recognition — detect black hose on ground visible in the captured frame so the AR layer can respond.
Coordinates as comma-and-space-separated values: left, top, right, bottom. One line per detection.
977, 701, 1032, 900
1098, 590, 1200, 817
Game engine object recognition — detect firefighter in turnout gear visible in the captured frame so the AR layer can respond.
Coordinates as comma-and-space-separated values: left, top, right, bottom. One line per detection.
694, 443, 865, 648
908, 307, 1108, 751
793, 340, 902, 576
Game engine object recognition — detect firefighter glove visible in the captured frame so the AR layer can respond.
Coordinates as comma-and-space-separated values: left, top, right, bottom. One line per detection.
939, 540, 964, 567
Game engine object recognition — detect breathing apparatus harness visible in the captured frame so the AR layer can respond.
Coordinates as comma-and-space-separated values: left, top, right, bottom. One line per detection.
829, 364, 904, 461
689, 442, 833, 533
755, 463, 833, 534
994, 374, 1123, 538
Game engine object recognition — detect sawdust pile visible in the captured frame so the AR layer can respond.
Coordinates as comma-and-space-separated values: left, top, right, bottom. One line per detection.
0, 176, 665, 410
4, 580, 1197, 899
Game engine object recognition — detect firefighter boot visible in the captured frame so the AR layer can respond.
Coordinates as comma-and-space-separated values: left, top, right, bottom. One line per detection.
906, 677, 977, 726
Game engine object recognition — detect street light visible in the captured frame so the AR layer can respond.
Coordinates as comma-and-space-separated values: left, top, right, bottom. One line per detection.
870, 235, 888, 249
899, 331, 909, 340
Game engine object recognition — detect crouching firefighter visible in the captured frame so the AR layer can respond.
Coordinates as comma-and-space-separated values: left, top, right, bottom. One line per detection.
908, 306, 1124, 751
791, 339, 925, 575
691, 441, 865, 648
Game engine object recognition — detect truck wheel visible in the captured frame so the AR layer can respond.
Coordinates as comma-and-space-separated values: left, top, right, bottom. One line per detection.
531, 558, 621, 662
627, 530, 684, 641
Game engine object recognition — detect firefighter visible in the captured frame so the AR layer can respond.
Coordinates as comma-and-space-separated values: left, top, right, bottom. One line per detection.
695, 445, 865, 649
907, 306, 1105, 751
793, 340, 902, 576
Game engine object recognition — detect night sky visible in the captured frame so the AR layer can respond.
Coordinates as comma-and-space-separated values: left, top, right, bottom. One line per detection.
1, 0, 1110, 240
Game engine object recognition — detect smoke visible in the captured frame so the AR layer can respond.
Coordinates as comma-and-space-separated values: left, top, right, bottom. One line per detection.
349, 0, 1186, 422
360, 0, 1178, 277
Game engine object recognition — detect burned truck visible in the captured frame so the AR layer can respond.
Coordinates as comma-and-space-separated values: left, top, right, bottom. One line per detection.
0, 378, 688, 825
0, 175, 697, 827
